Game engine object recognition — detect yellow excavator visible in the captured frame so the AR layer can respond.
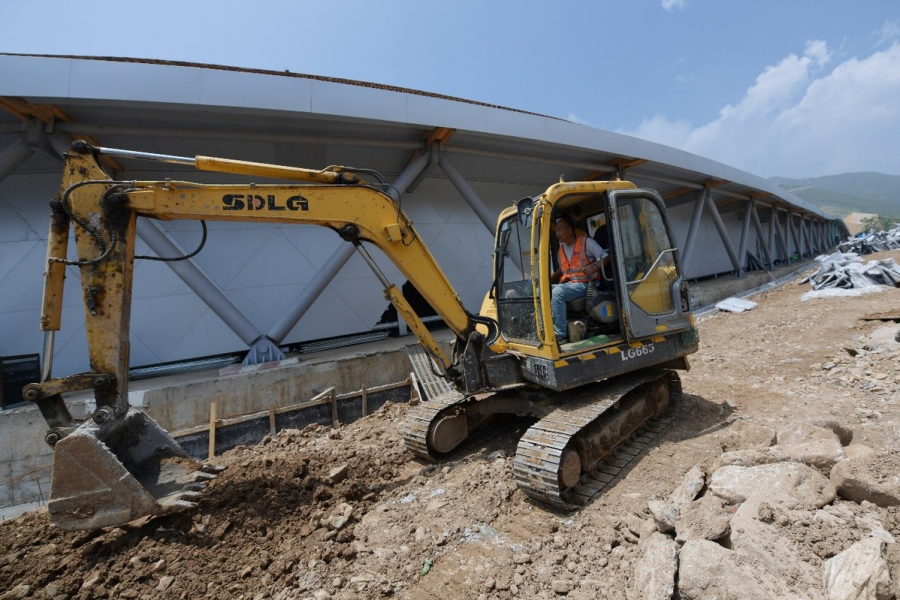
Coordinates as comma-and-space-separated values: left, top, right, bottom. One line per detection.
27, 141, 698, 530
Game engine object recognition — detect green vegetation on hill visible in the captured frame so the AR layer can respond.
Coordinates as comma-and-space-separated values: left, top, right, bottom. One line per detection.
770, 172, 900, 218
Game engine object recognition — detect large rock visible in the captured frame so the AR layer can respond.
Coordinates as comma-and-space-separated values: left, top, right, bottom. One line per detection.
822, 537, 892, 600
709, 462, 835, 509
712, 446, 791, 471
777, 423, 846, 474
631, 532, 678, 600
648, 500, 677, 534
831, 452, 900, 507
669, 466, 706, 509
844, 444, 876, 460
675, 494, 731, 544
720, 420, 777, 452
812, 419, 854, 446
729, 492, 824, 597
677, 540, 796, 600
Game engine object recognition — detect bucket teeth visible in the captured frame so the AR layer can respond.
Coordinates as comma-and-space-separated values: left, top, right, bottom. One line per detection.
47, 408, 211, 531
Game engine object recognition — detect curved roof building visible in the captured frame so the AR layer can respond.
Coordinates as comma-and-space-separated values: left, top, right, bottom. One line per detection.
0, 54, 846, 379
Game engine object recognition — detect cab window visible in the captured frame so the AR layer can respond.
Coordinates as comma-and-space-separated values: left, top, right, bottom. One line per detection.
495, 216, 539, 343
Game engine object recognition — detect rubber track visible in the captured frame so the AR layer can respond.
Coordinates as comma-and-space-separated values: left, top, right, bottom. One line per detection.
513, 370, 669, 508
567, 416, 671, 506
401, 390, 469, 461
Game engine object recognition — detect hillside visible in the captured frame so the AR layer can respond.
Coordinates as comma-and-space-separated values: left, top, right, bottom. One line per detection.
770, 172, 900, 217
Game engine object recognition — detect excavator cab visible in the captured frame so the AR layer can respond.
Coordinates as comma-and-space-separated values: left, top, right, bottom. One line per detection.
495, 183, 692, 357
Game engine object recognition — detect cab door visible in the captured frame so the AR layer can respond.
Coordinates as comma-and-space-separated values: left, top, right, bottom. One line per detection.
607, 189, 692, 341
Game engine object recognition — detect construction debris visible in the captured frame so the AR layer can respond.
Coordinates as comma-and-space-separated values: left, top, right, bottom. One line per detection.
838, 226, 900, 255
714, 297, 758, 313
801, 252, 900, 300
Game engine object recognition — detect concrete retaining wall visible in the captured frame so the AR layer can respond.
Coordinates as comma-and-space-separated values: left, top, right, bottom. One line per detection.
0, 336, 421, 509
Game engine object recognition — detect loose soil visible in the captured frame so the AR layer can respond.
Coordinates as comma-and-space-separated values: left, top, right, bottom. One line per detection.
2, 250, 900, 600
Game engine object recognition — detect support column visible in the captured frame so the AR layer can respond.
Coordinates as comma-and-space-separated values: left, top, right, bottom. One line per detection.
387, 149, 431, 202
749, 204, 774, 268
737, 199, 755, 274
772, 210, 789, 262
135, 219, 284, 365
266, 243, 356, 343
704, 191, 743, 275
768, 212, 778, 262
0, 137, 34, 184
439, 151, 496, 233
787, 211, 801, 259
798, 217, 807, 257
680, 189, 707, 273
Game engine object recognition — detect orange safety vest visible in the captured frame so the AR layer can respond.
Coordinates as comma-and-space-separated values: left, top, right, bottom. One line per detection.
558, 234, 591, 283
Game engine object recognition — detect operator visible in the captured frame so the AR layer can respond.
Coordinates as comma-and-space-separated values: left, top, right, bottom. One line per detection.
550, 214, 609, 343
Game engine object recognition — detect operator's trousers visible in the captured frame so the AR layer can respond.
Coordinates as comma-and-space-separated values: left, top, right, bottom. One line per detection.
551, 281, 588, 341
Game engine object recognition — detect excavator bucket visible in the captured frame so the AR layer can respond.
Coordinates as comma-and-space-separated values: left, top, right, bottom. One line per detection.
48, 409, 217, 531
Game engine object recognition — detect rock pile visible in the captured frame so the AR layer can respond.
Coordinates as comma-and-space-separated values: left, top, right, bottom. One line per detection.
630, 419, 900, 600
818, 324, 900, 398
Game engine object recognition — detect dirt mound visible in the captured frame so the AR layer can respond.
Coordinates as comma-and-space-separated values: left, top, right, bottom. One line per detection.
2, 250, 900, 600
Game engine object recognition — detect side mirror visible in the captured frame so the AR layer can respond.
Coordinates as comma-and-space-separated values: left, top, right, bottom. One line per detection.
516, 197, 534, 229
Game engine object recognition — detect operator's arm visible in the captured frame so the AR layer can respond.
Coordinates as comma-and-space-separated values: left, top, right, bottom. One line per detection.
584, 238, 609, 278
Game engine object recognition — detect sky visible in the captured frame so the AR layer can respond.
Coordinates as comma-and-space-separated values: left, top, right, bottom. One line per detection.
2, 0, 899, 179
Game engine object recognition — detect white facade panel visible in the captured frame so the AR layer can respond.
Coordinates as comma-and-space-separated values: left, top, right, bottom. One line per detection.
407, 94, 489, 131
199, 69, 313, 113
310, 80, 408, 122
0, 55, 72, 97
69, 60, 202, 104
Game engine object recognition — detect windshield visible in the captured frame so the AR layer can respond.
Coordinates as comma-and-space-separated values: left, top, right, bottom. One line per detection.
495, 215, 539, 343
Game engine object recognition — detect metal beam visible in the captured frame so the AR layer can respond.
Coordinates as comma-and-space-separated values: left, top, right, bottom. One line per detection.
439, 151, 496, 232
737, 199, 755, 273
680, 189, 707, 271
0, 136, 34, 183
387, 148, 431, 201
768, 213, 778, 262
806, 218, 815, 255
405, 143, 440, 194
787, 211, 801, 258
705, 192, 743, 275
800, 217, 808, 255
58, 123, 421, 152
772, 210, 789, 262
135, 219, 284, 365
749, 203, 774, 268
266, 151, 436, 342
266, 243, 356, 343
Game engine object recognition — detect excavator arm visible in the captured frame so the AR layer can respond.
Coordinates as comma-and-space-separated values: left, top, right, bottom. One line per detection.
30, 142, 498, 530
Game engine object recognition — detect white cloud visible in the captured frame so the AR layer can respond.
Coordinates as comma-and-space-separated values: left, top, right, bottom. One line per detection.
627, 115, 693, 149
619, 41, 900, 177
661, 0, 687, 12
875, 20, 900, 47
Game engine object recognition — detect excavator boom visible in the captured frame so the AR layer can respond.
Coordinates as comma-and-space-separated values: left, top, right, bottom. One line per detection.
31, 143, 491, 530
